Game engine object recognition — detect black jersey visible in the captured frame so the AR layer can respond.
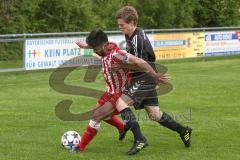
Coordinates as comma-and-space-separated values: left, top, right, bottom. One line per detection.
125, 27, 156, 78
125, 27, 155, 62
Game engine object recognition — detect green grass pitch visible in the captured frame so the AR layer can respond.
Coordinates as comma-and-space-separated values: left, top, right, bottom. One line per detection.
0, 57, 240, 160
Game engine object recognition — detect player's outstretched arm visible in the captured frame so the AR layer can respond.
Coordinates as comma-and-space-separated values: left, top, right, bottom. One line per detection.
74, 40, 90, 49
127, 54, 170, 83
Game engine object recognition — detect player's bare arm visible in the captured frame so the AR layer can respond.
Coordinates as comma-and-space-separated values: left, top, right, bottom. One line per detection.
75, 40, 90, 49
127, 54, 170, 83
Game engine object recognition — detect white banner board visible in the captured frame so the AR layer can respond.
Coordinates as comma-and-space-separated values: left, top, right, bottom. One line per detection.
205, 31, 240, 56
24, 35, 129, 70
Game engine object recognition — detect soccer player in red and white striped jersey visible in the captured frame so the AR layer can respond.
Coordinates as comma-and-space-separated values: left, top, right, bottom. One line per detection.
77, 42, 134, 152
75, 40, 135, 153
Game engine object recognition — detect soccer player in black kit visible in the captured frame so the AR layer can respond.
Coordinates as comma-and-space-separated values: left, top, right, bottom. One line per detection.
116, 6, 192, 148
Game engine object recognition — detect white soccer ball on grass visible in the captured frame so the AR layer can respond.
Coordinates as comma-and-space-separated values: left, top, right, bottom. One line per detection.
61, 131, 81, 150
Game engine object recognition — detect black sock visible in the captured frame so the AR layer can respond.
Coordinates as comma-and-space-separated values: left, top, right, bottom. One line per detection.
120, 108, 144, 141
159, 112, 185, 134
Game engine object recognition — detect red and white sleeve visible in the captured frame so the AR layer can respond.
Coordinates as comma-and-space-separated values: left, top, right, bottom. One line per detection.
112, 50, 130, 64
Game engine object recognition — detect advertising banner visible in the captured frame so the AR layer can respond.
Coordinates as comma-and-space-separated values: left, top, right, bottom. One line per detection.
24, 37, 98, 70
24, 35, 128, 70
24, 30, 240, 70
205, 31, 240, 56
153, 32, 204, 59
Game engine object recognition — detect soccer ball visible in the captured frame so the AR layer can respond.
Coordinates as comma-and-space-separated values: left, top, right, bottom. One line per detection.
61, 131, 81, 150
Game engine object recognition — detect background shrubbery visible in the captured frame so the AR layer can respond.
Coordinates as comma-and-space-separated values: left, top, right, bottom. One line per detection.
0, 0, 240, 60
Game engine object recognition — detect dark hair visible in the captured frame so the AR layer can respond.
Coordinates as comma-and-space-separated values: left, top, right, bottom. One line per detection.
86, 29, 108, 48
116, 6, 138, 25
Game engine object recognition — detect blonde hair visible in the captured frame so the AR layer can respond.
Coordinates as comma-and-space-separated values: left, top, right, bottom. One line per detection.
116, 6, 138, 25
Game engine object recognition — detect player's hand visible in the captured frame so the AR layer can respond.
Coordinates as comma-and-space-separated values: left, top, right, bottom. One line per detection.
154, 73, 171, 84
74, 40, 89, 48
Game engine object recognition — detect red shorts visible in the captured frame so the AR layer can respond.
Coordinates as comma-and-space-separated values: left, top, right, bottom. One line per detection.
97, 92, 121, 115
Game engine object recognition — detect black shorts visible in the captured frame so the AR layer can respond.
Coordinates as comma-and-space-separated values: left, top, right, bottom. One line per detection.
123, 76, 159, 110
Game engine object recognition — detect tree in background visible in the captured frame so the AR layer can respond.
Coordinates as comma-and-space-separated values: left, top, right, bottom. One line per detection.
0, 0, 23, 60
133, 0, 177, 29
193, 0, 240, 27
1, 0, 239, 34
0, 0, 240, 60
173, 0, 196, 28
34, 0, 99, 32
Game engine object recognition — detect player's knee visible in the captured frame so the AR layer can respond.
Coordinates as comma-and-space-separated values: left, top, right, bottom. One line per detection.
116, 99, 128, 111
148, 113, 160, 121
148, 111, 163, 121
147, 107, 162, 121
89, 119, 101, 130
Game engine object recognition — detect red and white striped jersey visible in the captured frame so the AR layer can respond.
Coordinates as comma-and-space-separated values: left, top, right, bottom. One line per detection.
101, 42, 131, 94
